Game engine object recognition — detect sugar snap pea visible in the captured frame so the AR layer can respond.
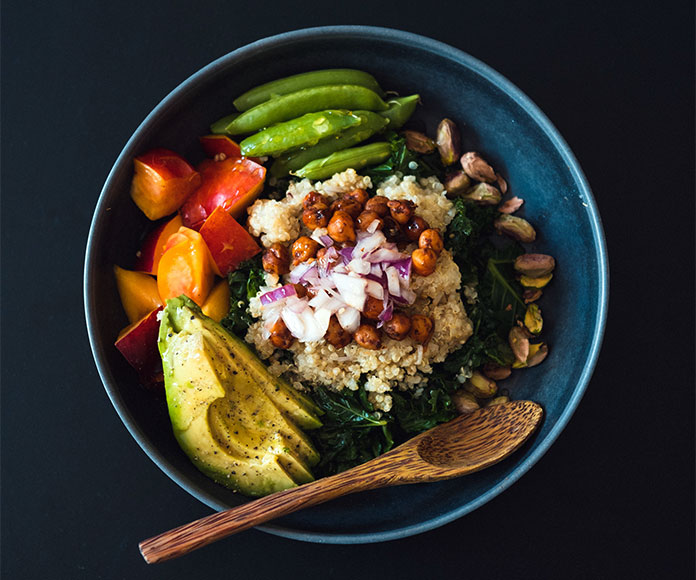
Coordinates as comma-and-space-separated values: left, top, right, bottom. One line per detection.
269, 111, 388, 177
292, 142, 392, 180
239, 110, 363, 157
379, 94, 420, 129
210, 112, 239, 134
220, 85, 389, 135
233, 69, 384, 112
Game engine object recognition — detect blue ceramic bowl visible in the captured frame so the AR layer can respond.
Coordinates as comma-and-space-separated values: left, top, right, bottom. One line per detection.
84, 26, 608, 543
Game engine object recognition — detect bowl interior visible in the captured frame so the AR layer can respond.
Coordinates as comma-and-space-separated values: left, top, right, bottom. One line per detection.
85, 26, 607, 543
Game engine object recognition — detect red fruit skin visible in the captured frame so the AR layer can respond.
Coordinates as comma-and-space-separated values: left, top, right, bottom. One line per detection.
115, 307, 164, 386
133, 215, 183, 275
199, 206, 261, 275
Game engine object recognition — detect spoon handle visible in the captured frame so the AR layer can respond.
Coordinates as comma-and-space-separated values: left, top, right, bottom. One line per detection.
139, 462, 390, 563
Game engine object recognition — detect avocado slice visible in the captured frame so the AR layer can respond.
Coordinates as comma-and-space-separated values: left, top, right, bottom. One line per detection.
158, 296, 322, 496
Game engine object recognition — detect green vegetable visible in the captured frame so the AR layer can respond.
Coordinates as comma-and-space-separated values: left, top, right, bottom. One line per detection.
210, 112, 239, 135
240, 110, 364, 157
233, 69, 385, 111
379, 94, 420, 129
269, 111, 389, 177
292, 142, 391, 180
220, 256, 264, 336
363, 132, 444, 183
218, 85, 389, 135
310, 386, 393, 478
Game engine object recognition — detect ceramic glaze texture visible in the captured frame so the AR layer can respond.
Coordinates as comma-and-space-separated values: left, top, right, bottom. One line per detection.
84, 26, 608, 543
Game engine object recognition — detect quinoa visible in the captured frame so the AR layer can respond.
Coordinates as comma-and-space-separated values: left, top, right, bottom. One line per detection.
245, 170, 473, 412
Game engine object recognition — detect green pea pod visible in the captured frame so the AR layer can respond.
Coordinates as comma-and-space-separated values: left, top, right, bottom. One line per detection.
233, 69, 385, 112
220, 85, 389, 135
292, 142, 392, 180
269, 111, 389, 177
379, 94, 420, 129
210, 112, 238, 134
240, 110, 363, 157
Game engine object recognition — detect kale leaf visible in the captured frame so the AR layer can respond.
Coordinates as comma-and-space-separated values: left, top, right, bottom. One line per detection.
363, 132, 444, 184
220, 255, 264, 336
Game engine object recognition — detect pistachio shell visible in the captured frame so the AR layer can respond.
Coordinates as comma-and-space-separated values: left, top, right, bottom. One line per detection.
523, 288, 543, 303
486, 395, 510, 407
498, 196, 524, 214
512, 342, 548, 368
402, 130, 436, 154
496, 174, 508, 194
494, 215, 536, 243
514, 253, 556, 277
451, 390, 480, 415
524, 303, 543, 335
436, 119, 461, 166
519, 273, 553, 288
463, 182, 502, 205
482, 363, 512, 381
508, 326, 530, 363
460, 152, 497, 183
464, 370, 498, 398
444, 170, 472, 196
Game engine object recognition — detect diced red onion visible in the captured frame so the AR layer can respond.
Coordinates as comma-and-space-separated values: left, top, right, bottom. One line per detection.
285, 295, 309, 313
338, 246, 353, 264
289, 262, 314, 284
392, 258, 412, 280
348, 257, 371, 275
385, 266, 401, 297
281, 309, 305, 338
260, 284, 296, 305
366, 219, 380, 234
336, 306, 360, 333
400, 287, 417, 304
367, 247, 408, 263
332, 273, 367, 311
319, 235, 334, 247
352, 230, 386, 259
378, 303, 393, 322
365, 279, 385, 300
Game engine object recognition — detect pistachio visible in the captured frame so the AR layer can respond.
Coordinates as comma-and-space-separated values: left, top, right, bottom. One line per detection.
402, 130, 436, 154
508, 326, 530, 363
444, 170, 472, 196
436, 119, 461, 166
462, 182, 502, 205
523, 288, 543, 303
519, 273, 553, 288
512, 342, 548, 368
524, 303, 543, 335
452, 390, 480, 415
460, 152, 497, 183
486, 395, 510, 407
464, 370, 498, 398
498, 196, 524, 214
494, 215, 537, 243
514, 253, 556, 278
483, 363, 512, 381
496, 174, 508, 194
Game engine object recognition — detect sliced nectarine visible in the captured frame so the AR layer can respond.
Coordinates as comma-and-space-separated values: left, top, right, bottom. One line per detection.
198, 206, 261, 276
201, 279, 231, 322
134, 214, 184, 275
114, 265, 164, 324
157, 227, 215, 306
115, 307, 163, 385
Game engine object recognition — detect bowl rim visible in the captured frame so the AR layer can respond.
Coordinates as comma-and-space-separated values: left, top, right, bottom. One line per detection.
84, 24, 609, 544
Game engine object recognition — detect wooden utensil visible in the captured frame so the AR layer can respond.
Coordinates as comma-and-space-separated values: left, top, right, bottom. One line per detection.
140, 400, 543, 563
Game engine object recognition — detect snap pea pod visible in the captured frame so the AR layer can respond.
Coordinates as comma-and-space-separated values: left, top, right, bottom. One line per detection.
269, 111, 389, 177
292, 142, 392, 180
233, 69, 384, 112
219, 85, 389, 135
379, 94, 420, 129
210, 112, 238, 135
239, 110, 363, 157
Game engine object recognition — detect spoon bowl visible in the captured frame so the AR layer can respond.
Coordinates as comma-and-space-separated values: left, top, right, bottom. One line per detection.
139, 401, 543, 563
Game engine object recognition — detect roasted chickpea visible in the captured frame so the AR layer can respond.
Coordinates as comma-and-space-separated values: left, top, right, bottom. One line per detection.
383, 312, 411, 341
330, 198, 362, 219
362, 296, 385, 321
291, 236, 320, 265
387, 199, 415, 225
269, 318, 294, 349
302, 204, 331, 229
354, 323, 382, 350
418, 228, 444, 255
409, 315, 434, 345
404, 216, 430, 241
364, 195, 389, 217
303, 190, 328, 210
411, 247, 438, 276
262, 243, 290, 275
325, 315, 352, 348
343, 187, 369, 206
292, 283, 308, 298
382, 216, 403, 242
327, 210, 356, 243
356, 210, 383, 232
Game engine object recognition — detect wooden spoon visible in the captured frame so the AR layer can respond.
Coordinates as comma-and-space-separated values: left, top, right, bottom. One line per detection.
139, 400, 543, 563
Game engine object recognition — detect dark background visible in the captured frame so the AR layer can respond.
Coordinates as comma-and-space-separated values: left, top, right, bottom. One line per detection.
2, 1, 694, 578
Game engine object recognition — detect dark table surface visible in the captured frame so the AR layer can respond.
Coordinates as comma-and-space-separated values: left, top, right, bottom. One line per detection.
2, 1, 694, 578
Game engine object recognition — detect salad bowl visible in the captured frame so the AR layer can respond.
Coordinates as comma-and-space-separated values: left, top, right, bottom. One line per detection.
84, 25, 608, 543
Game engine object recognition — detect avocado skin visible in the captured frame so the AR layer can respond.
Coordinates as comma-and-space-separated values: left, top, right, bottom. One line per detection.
158, 296, 322, 497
